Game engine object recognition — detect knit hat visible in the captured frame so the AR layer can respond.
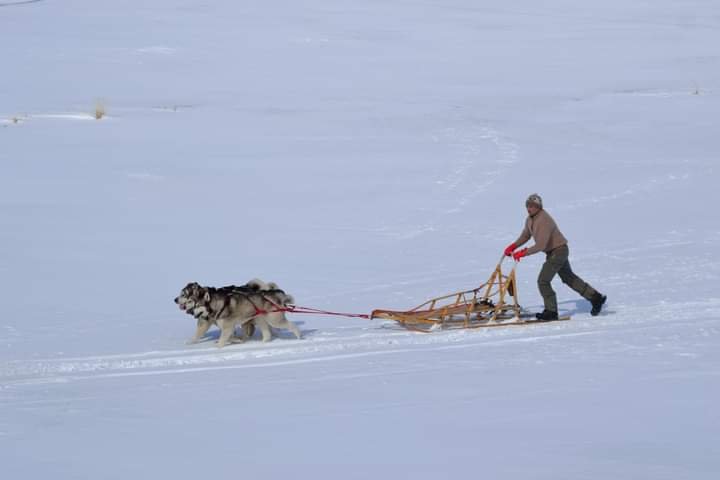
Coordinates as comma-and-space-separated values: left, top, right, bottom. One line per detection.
525, 193, 543, 209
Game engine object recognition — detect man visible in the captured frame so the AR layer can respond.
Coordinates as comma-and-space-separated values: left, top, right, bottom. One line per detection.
504, 193, 606, 320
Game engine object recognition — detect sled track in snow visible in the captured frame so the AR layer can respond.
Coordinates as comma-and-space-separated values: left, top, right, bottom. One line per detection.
1, 327, 599, 387
2, 300, 718, 388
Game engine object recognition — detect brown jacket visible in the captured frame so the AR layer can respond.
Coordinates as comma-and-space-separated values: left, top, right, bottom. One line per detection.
514, 209, 567, 256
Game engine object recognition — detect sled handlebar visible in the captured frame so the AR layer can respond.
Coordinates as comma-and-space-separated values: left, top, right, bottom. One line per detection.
498, 253, 520, 264
498, 253, 520, 273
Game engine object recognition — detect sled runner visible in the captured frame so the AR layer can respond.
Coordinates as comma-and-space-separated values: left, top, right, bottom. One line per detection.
370, 256, 570, 332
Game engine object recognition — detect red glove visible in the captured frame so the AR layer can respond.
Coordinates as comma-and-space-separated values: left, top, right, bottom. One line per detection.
512, 248, 528, 261
503, 243, 517, 257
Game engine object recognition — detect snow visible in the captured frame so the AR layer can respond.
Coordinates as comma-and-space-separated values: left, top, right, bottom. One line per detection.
1, 0, 719, 478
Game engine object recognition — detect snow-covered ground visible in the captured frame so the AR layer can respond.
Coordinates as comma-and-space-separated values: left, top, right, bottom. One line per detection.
2, 1, 719, 478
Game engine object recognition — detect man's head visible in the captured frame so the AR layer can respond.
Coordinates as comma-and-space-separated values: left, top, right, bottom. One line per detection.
525, 193, 542, 216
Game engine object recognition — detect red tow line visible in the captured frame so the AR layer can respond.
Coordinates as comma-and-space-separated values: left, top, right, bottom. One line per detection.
285, 305, 371, 319
252, 300, 370, 320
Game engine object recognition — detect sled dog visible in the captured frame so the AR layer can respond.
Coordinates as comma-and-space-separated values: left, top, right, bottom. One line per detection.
174, 279, 301, 347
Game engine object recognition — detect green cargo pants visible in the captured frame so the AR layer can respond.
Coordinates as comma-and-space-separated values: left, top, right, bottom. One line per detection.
538, 244, 597, 313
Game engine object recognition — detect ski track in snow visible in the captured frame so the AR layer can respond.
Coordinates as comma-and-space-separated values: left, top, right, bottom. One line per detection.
125, 172, 165, 182
135, 46, 176, 55
0, 0, 43, 6
3, 298, 718, 389
311, 121, 520, 242
558, 172, 695, 211
437, 124, 519, 213
609, 88, 706, 98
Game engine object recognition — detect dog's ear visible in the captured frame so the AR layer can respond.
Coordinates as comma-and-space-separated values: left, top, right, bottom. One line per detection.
203, 291, 210, 303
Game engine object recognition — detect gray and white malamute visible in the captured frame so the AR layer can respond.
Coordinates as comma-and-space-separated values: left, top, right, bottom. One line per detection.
174, 279, 301, 347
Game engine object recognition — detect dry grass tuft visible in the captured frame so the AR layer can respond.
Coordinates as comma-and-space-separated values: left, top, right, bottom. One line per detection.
94, 100, 106, 120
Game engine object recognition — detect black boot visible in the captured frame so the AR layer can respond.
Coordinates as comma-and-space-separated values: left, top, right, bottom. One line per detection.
590, 293, 606, 316
535, 309, 559, 321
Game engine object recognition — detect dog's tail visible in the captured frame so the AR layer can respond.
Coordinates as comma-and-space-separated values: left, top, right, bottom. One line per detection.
245, 278, 268, 291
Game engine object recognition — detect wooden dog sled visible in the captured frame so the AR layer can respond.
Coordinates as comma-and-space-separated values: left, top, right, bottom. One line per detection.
370, 256, 570, 332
